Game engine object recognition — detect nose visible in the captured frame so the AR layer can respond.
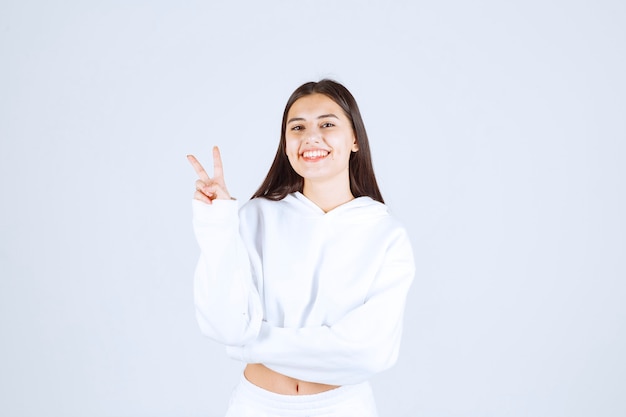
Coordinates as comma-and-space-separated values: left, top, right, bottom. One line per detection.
304, 127, 321, 144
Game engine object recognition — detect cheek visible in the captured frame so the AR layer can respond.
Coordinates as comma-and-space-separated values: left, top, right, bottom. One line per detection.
285, 138, 298, 156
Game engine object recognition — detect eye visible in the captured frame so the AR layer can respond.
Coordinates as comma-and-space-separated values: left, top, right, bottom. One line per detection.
321, 122, 335, 128
290, 125, 304, 131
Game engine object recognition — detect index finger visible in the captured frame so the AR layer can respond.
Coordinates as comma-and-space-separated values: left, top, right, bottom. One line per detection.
186, 154, 211, 182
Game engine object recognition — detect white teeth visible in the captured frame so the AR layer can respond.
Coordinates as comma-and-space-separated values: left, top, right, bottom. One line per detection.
302, 150, 329, 159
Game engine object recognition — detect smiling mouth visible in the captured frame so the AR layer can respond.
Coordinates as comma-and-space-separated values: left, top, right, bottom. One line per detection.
301, 150, 329, 161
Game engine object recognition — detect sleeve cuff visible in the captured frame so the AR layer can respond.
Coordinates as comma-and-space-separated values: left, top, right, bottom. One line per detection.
192, 198, 239, 225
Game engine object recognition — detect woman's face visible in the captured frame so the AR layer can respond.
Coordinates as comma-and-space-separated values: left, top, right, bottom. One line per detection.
285, 93, 358, 188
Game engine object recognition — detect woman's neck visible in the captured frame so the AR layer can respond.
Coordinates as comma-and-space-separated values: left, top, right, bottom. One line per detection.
302, 179, 354, 213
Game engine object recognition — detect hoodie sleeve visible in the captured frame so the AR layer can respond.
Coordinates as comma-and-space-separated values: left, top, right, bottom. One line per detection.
192, 199, 263, 346
227, 227, 415, 386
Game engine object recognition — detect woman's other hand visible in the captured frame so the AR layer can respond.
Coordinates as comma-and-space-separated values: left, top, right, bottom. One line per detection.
187, 146, 233, 204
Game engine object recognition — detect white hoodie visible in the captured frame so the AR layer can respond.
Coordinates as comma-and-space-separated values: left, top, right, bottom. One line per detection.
192, 192, 415, 386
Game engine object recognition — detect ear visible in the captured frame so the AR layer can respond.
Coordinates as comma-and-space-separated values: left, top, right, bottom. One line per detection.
352, 135, 359, 152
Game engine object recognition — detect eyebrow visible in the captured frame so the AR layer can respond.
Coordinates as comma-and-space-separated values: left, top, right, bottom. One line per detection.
287, 113, 340, 124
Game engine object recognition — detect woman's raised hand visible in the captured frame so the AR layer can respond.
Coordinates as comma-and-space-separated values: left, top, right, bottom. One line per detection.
187, 146, 233, 204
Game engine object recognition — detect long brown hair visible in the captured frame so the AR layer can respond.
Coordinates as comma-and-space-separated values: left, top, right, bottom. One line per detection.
251, 79, 384, 203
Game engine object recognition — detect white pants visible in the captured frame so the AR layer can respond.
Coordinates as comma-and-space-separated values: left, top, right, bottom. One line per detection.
224, 374, 379, 417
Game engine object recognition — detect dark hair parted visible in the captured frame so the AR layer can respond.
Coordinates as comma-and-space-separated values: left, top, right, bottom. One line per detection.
251, 79, 384, 204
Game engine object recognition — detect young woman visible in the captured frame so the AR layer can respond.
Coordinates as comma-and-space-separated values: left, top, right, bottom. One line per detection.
187, 79, 415, 417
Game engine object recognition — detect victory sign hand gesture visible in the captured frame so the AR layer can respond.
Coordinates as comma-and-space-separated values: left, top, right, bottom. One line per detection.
187, 146, 233, 204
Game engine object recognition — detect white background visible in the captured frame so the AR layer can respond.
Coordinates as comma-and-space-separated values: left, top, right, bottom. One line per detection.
1, 1, 624, 416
